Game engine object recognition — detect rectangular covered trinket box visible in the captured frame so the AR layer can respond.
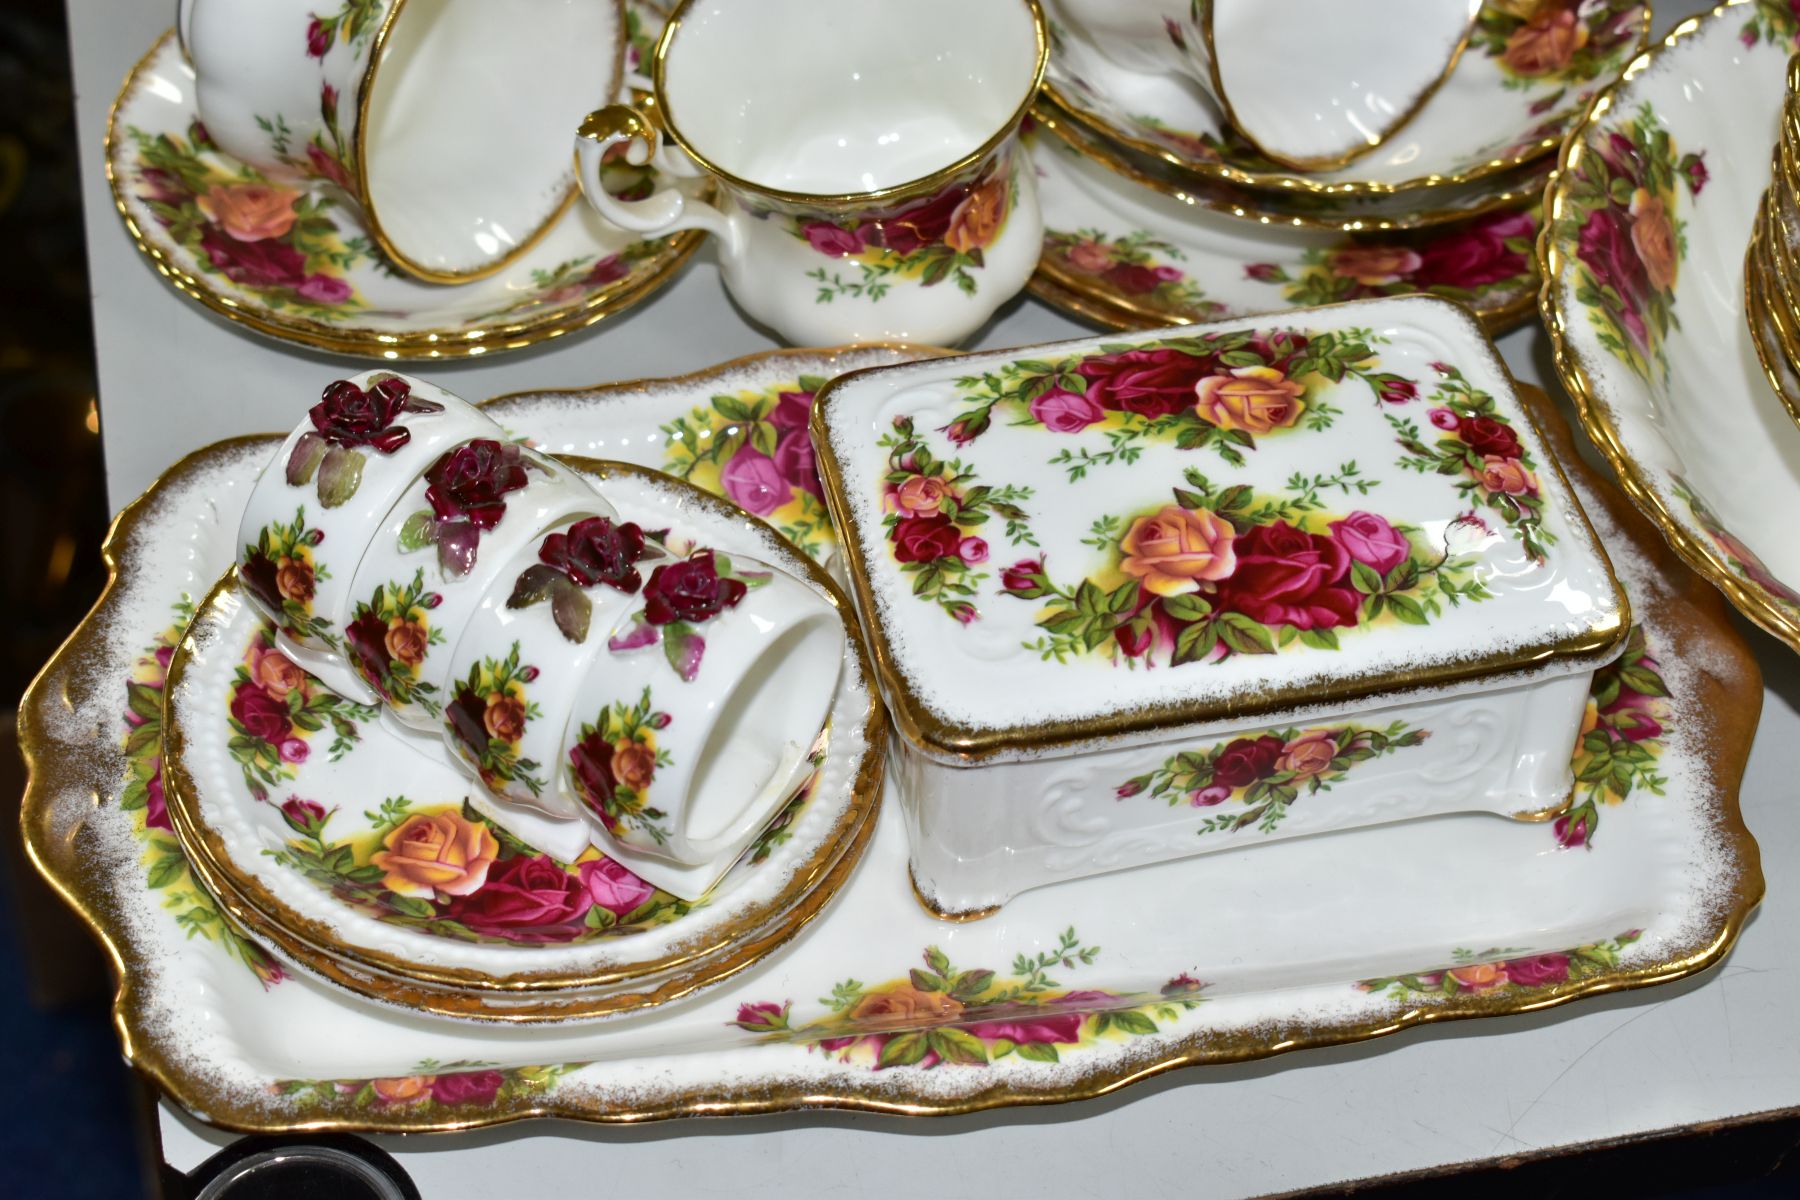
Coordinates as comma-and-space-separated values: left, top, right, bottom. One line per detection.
813, 296, 1629, 918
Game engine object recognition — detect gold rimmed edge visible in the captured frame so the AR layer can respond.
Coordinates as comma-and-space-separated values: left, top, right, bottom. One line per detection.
1538, 0, 1800, 656
908, 866, 1001, 923
1191, 1, 1478, 174
349, 0, 626, 284
1038, 3, 1652, 200
1744, 199, 1800, 431
1024, 162, 1541, 337
21, 388, 1765, 1135
812, 295, 1631, 765
160, 459, 889, 996
477, 342, 959, 415
169, 731, 882, 1023
105, 31, 701, 361
1030, 98, 1556, 233
647, 0, 1047, 211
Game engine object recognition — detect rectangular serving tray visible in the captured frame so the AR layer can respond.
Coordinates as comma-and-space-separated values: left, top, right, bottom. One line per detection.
20, 349, 1759, 1132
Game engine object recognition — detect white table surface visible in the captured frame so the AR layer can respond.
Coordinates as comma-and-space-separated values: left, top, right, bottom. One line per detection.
66, 1, 1800, 1195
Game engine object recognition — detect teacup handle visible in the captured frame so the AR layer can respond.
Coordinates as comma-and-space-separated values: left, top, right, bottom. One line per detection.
574, 106, 739, 255
679, 740, 811, 862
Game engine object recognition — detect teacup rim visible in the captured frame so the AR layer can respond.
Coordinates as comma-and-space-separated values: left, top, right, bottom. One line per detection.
648, 0, 1049, 210
352, 0, 629, 284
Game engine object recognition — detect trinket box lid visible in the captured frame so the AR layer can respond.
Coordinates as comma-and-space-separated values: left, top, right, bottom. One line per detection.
813, 296, 1628, 764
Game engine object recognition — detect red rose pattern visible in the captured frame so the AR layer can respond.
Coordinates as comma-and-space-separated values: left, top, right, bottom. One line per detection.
441, 854, 593, 942
1214, 521, 1361, 631
640, 550, 748, 625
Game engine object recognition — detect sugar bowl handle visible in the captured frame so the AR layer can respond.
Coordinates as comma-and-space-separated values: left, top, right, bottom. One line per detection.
574, 106, 739, 255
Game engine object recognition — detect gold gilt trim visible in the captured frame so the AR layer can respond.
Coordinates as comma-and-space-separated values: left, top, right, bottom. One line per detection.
106, 31, 700, 360
478, 342, 957, 415
1189, 0, 1477, 174
170, 719, 880, 1023
647, 0, 1047, 210
1040, 5, 1651, 199
811, 297, 1630, 764
1024, 183, 1540, 338
349, 0, 624, 284
1539, 0, 1800, 656
16, 387, 1764, 1134
1743, 202, 1800, 431
160, 458, 888, 1002
1029, 98, 1556, 233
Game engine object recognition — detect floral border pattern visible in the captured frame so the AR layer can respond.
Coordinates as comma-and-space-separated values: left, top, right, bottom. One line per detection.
661, 377, 836, 561
1359, 930, 1643, 997
940, 329, 1409, 476
999, 470, 1493, 667
1554, 101, 1706, 383
124, 600, 286, 987
1118, 721, 1430, 836
267, 797, 678, 945
226, 625, 374, 801
1042, 227, 1226, 320
731, 928, 1208, 1069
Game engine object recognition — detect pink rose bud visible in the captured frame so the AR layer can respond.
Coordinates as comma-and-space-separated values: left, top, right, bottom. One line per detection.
649, 711, 671, 729
519, 666, 540, 682
958, 536, 989, 565
1191, 784, 1231, 807
1428, 407, 1460, 431
279, 738, 310, 764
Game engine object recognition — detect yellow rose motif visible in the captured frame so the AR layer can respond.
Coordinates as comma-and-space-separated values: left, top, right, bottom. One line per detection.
370, 810, 500, 899
944, 177, 1008, 254
1193, 367, 1307, 433
1119, 504, 1237, 598
1276, 730, 1338, 778
1448, 963, 1508, 993
196, 181, 301, 242
1327, 245, 1424, 286
371, 1076, 433, 1104
848, 984, 964, 1031
1628, 188, 1678, 291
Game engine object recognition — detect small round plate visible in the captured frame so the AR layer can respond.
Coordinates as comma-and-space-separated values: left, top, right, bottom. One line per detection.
1043, 2, 1648, 199
107, 30, 700, 360
1027, 127, 1538, 334
162, 461, 885, 1021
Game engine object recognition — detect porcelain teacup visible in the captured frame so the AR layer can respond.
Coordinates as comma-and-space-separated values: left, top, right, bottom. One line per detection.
1046, 0, 1480, 171
179, 0, 625, 282
444, 521, 843, 896
236, 371, 499, 691
572, 0, 1047, 347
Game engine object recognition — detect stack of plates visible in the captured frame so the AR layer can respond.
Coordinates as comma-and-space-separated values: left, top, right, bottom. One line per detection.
158, 460, 887, 1023
1027, 1, 1653, 333
1542, 0, 1800, 656
1745, 53, 1800, 428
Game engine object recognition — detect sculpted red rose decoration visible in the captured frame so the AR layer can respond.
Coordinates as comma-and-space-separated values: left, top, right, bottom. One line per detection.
425, 440, 530, 530
540, 517, 648, 592
406, 440, 535, 576
641, 550, 748, 625
308, 376, 443, 453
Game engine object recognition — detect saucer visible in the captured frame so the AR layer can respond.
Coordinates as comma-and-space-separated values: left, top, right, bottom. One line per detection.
1028, 126, 1539, 334
1043, 1, 1649, 200
161, 461, 884, 1019
107, 30, 700, 360
1543, 0, 1800, 654
18, 349, 1762, 1131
